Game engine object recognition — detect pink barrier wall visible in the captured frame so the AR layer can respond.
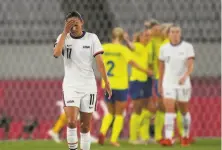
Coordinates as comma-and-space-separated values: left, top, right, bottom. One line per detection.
0, 79, 221, 139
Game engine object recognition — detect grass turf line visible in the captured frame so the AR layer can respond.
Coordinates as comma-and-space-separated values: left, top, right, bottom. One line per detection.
0, 139, 220, 150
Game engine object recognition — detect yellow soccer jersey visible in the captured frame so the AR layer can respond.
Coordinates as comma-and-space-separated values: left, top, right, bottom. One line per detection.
146, 41, 154, 67
102, 43, 132, 90
130, 42, 149, 82
161, 38, 170, 47
152, 36, 163, 79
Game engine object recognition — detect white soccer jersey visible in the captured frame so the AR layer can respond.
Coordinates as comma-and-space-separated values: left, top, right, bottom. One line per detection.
55, 31, 103, 93
159, 41, 195, 89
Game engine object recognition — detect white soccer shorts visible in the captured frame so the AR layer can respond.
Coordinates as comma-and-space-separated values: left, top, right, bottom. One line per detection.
63, 88, 97, 113
163, 88, 192, 102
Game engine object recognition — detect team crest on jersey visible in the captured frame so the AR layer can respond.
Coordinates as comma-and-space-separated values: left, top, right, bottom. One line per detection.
83, 45, 90, 48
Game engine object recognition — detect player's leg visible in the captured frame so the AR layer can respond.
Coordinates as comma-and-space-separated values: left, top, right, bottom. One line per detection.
177, 88, 192, 146
79, 112, 93, 150
160, 88, 176, 146
129, 81, 144, 143
175, 103, 184, 138
64, 107, 79, 150
48, 112, 67, 143
99, 103, 114, 136
79, 92, 97, 150
98, 93, 115, 145
139, 78, 155, 143
154, 79, 165, 142
63, 89, 81, 150
110, 90, 128, 146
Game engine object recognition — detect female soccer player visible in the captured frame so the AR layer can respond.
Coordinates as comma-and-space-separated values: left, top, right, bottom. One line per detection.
161, 23, 186, 141
145, 20, 165, 142
53, 11, 111, 150
158, 25, 195, 146
126, 31, 154, 144
98, 28, 151, 147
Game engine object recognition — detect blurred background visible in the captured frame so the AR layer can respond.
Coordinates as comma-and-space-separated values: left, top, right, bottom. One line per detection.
0, 0, 221, 141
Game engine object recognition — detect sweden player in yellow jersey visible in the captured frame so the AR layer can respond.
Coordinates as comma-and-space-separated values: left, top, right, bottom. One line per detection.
98, 27, 151, 147
124, 31, 153, 144
145, 20, 165, 142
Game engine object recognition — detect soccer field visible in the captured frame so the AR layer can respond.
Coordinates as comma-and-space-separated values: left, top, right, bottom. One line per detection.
0, 139, 220, 150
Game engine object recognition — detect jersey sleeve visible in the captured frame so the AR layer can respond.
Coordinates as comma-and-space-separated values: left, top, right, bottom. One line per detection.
187, 44, 195, 59
122, 47, 133, 63
158, 47, 165, 61
92, 34, 104, 57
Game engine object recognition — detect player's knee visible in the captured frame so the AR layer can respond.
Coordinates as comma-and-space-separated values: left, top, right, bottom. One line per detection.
67, 119, 77, 128
80, 122, 90, 133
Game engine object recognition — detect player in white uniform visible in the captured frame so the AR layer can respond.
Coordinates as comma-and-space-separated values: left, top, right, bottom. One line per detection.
158, 25, 195, 146
53, 11, 111, 150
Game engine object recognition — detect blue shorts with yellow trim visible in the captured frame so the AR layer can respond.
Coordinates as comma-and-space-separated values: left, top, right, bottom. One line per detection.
143, 77, 153, 98
105, 89, 128, 103
129, 81, 146, 99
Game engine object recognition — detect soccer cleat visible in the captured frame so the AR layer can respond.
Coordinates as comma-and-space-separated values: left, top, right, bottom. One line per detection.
181, 137, 190, 146
110, 141, 120, 147
98, 133, 105, 145
157, 138, 165, 144
48, 130, 61, 143
160, 139, 174, 146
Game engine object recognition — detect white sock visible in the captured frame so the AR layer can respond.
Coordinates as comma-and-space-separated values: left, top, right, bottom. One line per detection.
182, 112, 191, 138
164, 113, 176, 139
80, 132, 91, 150
67, 127, 78, 150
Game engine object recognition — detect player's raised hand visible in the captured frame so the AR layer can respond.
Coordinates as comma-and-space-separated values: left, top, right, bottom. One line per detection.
105, 82, 112, 99
63, 20, 75, 34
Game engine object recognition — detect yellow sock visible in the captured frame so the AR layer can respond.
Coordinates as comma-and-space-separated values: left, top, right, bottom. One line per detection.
176, 111, 184, 137
154, 111, 165, 141
139, 109, 153, 141
110, 115, 124, 143
100, 113, 114, 135
129, 113, 140, 141
52, 113, 67, 133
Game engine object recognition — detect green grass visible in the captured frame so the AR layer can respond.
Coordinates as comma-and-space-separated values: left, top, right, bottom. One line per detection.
0, 139, 220, 150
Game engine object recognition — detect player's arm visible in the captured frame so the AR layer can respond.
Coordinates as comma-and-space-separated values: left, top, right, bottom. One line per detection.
183, 58, 194, 78
123, 48, 152, 75
179, 45, 195, 85
158, 47, 165, 95
93, 34, 112, 98
53, 33, 66, 57
158, 60, 164, 95
95, 55, 109, 84
123, 32, 135, 50
53, 20, 75, 57
95, 54, 112, 99
129, 60, 153, 76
